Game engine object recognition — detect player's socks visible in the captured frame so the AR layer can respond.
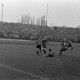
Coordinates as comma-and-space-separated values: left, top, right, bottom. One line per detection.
44, 50, 46, 54
59, 51, 62, 56
71, 46, 73, 51
37, 51, 39, 56
42, 49, 46, 54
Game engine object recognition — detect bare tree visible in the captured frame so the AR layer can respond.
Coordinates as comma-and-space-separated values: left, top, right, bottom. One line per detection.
30, 17, 35, 25
26, 14, 30, 24
21, 14, 25, 24
36, 18, 41, 26
21, 15, 24, 24
24, 14, 27, 24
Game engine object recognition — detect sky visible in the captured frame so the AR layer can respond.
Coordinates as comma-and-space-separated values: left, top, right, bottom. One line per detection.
0, 0, 80, 27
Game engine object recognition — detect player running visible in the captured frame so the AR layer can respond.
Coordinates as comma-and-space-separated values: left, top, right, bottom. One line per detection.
59, 38, 73, 56
59, 38, 68, 56
66, 39, 73, 51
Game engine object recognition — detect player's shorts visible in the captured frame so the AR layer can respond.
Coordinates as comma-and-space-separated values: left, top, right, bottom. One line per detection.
60, 47, 68, 51
67, 44, 72, 47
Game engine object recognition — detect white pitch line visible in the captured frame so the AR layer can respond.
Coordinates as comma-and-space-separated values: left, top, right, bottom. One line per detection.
0, 64, 48, 80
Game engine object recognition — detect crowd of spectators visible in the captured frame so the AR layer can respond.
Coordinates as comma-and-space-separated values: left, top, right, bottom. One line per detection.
0, 22, 80, 43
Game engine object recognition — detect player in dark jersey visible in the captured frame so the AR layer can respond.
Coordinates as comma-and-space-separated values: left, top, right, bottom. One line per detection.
36, 40, 42, 56
42, 39, 47, 54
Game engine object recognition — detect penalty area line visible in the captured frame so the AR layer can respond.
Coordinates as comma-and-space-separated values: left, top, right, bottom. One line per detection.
0, 64, 48, 80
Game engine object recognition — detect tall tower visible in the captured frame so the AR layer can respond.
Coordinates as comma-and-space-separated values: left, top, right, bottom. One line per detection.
46, 4, 48, 26
2, 4, 3, 23
1, 3, 3, 28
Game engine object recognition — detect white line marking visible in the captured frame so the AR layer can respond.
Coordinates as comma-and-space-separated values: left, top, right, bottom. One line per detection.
0, 64, 48, 80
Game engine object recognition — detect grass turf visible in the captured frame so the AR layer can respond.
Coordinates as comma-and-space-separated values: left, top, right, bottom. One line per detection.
0, 39, 80, 80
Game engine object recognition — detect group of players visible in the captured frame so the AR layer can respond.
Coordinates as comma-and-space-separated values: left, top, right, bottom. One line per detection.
36, 39, 47, 55
59, 38, 73, 56
36, 38, 73, 57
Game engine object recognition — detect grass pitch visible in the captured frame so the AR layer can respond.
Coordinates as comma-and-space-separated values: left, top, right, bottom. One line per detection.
0, 39, 80, 80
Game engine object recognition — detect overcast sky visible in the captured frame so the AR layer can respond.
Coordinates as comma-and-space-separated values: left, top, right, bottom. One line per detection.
0, 0, 80, 27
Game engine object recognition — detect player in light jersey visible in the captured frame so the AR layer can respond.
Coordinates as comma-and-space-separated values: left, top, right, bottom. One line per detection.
66, 39, 73, 51
59, 38, 68, 56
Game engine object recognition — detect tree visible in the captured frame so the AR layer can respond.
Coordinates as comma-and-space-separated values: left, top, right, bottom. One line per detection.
21, 14, 24, 24
24, 14, 27, 24
36, 18, 41, 26
26, 14, 30, 24
30, 17, 35, 25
